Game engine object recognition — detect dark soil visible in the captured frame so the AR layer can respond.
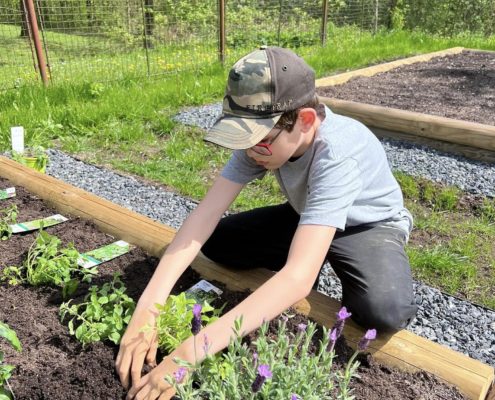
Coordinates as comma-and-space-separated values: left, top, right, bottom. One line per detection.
0, 177, 467, 399
317, 50, 495, 126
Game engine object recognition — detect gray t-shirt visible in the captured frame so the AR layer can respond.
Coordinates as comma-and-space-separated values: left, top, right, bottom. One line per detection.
221, 106, 413, 236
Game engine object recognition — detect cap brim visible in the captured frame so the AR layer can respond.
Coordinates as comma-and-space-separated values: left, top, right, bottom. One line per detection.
204, 114, 282, 149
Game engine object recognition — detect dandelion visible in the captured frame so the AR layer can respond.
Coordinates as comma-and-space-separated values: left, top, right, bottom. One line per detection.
251, 364, 272, 393
191, 303, 202, 336
173, 367, 187, 384
358, 329, 377, 351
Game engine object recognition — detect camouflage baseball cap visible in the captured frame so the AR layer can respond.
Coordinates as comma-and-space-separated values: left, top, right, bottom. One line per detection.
205, 46, 315, 149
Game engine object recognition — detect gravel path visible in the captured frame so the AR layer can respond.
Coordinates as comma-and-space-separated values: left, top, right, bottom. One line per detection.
36, 102, 495, 368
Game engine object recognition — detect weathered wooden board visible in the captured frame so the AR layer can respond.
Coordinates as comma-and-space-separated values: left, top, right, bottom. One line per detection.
1, 156, 493, 400
318, 96, 495, 153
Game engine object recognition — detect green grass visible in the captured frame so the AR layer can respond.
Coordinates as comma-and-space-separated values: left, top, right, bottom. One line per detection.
1, 26, 494, 309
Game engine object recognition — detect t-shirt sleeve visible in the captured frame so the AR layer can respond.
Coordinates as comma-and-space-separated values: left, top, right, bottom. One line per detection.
300, 155, 362, 230
221, 150, 267, 184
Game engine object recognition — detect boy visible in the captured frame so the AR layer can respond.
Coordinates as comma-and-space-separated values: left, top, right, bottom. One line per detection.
117, 46, 418, 400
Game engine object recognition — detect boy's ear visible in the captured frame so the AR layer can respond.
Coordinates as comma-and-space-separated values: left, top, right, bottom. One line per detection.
298, 108, 317, 131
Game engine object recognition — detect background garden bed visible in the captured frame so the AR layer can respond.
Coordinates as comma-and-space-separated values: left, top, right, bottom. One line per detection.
316, 50, 495, 126
0, 177, 470, 399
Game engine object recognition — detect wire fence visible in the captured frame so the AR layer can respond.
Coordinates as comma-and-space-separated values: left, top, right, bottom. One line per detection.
1, 0, 493, 90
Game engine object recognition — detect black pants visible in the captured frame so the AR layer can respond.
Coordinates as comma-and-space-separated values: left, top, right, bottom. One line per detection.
202, 203, 418, 332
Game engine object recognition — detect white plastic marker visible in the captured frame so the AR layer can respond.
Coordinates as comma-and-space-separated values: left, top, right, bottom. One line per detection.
0, 187, 16, 200
77, 240, 134, 269
11, 126, 24, 154
10, 214, 68, 233
185, 279, 223, 304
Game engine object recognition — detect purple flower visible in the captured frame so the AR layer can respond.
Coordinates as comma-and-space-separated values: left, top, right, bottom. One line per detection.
253, 351, 258, 366
191, 304, 202, 335
251, 364, 272, 393
291, 395, 299, 400
337, 307, 352, 321
332, 307, 352, 341
329, 328, 337, 342
173, 367, 187, 384
358, 329, 377, 351
297, 323, 307, 333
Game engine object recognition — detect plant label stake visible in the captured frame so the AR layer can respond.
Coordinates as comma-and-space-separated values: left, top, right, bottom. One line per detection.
11, 126, 24, 154
10, 214, 68, 233
185, 279, 223, 304
77, 240, 134, 269
0, 187, 15, 200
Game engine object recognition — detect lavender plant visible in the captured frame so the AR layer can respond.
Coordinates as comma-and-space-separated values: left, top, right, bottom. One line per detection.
166, 307, 377, 400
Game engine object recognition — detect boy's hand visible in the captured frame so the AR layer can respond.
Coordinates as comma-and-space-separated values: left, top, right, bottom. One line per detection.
116, 306, 159, 389
126, 356, 182, 400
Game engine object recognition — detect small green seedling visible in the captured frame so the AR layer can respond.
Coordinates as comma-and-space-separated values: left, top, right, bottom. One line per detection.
2, 230, 97, 298
0, 205, 18, 241
155, 292, 224, 354
60, 273, 135, 346
0, 321, 22, 400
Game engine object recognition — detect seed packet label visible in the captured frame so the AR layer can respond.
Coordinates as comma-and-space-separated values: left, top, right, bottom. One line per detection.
0, 187, 15, 200
185, 279, 223, 304
10, 214, 68, 233
78, 240, 133, 269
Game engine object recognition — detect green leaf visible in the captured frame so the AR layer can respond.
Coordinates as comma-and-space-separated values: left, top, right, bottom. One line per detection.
0, 322, 21, 351
98, 296, 109, 305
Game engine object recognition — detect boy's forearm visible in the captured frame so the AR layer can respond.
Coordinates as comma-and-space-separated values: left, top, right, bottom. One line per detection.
171, 269, 308, 365
138, 207, 221, 308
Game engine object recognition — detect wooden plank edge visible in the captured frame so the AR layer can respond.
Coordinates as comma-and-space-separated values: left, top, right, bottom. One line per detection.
371, 127, 495, 163
1, 156, 493, 399
315, 47, 465, 87
319, 96, 495, 152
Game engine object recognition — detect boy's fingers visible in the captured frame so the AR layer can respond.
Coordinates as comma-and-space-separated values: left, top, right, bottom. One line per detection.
131, 345, 148, 387
116, 348, 132, 389
145, 334, 158, 366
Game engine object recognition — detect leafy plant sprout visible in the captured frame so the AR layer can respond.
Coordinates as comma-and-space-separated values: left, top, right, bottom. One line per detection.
0, 321, 22, 400
59, 273, 135, 346
0, 204, 17, 241
1, 230, 97, 299
165, 308, 377, 399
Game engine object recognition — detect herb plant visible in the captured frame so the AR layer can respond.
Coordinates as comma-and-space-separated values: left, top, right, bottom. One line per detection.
167, 308, 376, 400
1, 231, 96, 298
0, 321, 22, 400
12, 146, 49, 172
0, 205, 17, 241
155, 292, 224, 354
60, 273, 135, 346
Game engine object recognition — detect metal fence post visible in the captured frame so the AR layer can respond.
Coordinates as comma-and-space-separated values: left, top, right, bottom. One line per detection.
375, 0, 379, 34
321, 0, 329, 46
219, 0, 225, 64
24, 0, 48, 85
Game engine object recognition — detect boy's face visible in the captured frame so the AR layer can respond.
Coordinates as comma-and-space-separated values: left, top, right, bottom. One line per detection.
246, 122, 304, 170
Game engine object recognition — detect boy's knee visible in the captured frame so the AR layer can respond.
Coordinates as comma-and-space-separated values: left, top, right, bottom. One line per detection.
348, 293, 418, 332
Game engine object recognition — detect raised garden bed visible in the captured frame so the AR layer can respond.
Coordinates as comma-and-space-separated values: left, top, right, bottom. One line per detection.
0, 157, 493, 399
0, 176, 470, 400
316, 48, 495, 162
